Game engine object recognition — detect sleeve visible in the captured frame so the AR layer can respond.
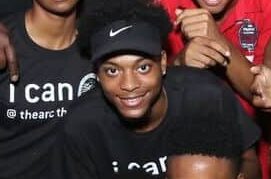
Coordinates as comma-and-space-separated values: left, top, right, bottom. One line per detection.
64, 131, 99, 179
50, 88, 107, 179
49, 95, 102, 179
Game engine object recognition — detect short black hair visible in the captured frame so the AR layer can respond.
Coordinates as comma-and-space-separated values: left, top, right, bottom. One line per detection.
167, 104, 243, 174
77, 0, 172, 58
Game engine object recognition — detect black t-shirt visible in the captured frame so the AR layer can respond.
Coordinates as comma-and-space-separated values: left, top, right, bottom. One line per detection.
0, 12, 96, 178
56, 66, 260, 179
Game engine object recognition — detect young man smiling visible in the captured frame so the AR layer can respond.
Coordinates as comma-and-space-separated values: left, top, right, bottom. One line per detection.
54, 0, 260, 178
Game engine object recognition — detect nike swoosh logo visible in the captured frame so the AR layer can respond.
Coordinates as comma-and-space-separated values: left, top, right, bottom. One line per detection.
109, 25, 133, 37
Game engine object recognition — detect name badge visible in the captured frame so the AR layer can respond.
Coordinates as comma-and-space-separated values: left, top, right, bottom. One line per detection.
238, 19, 258, 52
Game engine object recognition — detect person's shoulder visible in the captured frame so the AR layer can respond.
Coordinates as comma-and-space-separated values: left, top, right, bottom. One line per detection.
66, 86, 108, 121
63, 86, 112, 136
69, 86, 106, 116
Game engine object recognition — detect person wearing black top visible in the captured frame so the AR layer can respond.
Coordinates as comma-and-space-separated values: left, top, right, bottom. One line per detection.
0, 0, 95, 178
54, 0, 261, 178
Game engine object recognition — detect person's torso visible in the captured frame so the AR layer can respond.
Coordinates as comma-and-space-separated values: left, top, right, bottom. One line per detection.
82, 100, 173, 178
65, 67, 228, 178
0, 12, 96, 178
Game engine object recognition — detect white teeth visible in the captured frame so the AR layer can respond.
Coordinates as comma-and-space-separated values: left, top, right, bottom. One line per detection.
121, 97, 142, 107
203, 0, 221, 5
127, 98, 138, 102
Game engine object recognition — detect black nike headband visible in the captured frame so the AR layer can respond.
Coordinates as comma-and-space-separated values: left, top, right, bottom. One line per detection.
90, 20, 162, 63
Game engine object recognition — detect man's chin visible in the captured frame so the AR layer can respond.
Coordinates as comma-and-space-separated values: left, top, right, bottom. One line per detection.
118, 108, 147, 121
118, 112, 150, 130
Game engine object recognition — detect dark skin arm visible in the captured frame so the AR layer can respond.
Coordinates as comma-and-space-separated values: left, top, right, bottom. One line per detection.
241, 148, 262, 179
249, 39, 271, 178
174, 8, 254, 101
253, 35, 271, 109
224, 40, 254, 101
250, 65, 271, 111
0, 22, 19, 82
0, 0, 31, 83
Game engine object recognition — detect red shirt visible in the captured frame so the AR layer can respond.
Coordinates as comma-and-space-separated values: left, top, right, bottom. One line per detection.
160, 0, 271, 178
161, 0, 271, 65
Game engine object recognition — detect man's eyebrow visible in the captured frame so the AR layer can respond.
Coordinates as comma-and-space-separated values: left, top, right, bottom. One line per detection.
102, 54, 160, 66
104, 57, 146, 65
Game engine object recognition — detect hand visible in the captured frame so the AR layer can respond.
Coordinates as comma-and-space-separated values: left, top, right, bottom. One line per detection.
250, 65, 271, 111
175, 8, 225, 43
175, 36, 230, 68
174, 8, 231, 68
0, 23, 19, 82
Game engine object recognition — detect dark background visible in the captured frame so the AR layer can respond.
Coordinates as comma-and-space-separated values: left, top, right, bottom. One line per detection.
0, 0, 32, 18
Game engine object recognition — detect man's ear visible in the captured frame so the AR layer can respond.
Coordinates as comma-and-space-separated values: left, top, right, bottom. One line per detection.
96, 76, 100, 82
161, 50, 167, 76
237, 172, 244, 179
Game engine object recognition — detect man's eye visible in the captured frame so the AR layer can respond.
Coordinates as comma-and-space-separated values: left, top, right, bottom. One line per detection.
138, 64, 151, 73
106, 68, 119, 76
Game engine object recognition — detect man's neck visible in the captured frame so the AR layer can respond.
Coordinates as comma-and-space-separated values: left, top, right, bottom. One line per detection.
25, 5, 77, 50
214, 0, 238, 25
134, 88, 168, 133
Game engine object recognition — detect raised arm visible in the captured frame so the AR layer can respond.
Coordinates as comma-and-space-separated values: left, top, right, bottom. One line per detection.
174, 8, 254, 101
0, 22, 18, 82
